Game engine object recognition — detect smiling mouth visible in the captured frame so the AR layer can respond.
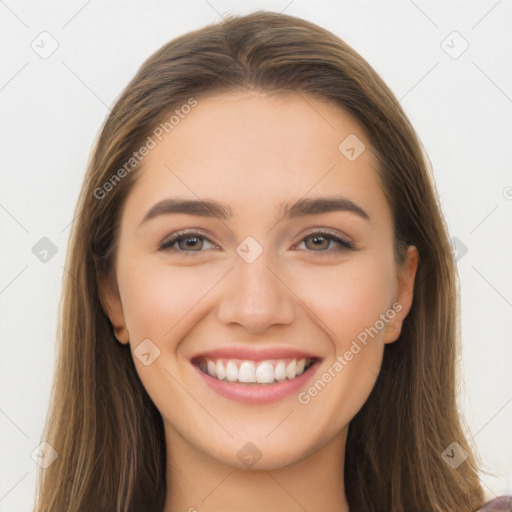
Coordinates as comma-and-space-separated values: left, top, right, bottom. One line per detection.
193, 357, 318, 385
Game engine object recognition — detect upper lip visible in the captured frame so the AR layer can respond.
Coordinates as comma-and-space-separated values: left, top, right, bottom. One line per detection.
191, 347, 321, 363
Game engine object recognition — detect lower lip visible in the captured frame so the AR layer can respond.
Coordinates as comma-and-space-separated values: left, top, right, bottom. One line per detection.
193, 362, 319, 404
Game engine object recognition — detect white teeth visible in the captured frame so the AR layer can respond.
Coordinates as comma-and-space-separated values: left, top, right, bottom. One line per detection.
296, 358, 306, 376
256, 361, 275, 383
238, 361, 256, 383
274, 360, 287, 381
215, 360, 226, 381
207, 360, 217, 377
198, 357, 312, 384
285, 360, 296, 379
226, 360, 238, 382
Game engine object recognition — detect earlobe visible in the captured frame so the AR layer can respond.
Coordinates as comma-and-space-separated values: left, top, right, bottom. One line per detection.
382, 245, 419, 344
112, 324, 130, 345
97, 271, 130, 345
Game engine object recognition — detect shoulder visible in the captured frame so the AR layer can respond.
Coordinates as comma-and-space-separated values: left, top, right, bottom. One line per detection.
476, 496, 512, 511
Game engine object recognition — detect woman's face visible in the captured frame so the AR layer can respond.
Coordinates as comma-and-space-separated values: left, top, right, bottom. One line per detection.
101, 90, 417, 469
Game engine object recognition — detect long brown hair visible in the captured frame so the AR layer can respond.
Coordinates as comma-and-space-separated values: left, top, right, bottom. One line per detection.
34, 11, 485, 512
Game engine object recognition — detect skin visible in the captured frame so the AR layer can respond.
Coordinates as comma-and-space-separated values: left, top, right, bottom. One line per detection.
100, 90, 418, 512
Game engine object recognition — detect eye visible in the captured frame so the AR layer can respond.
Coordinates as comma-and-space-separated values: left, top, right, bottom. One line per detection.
159, 230, 217, 253
293, 230, 355, 253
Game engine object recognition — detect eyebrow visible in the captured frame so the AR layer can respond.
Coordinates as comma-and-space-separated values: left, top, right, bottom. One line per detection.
139, 195, 370, 227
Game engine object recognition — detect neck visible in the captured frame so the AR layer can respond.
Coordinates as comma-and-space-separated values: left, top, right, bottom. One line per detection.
163, 424, 350, 512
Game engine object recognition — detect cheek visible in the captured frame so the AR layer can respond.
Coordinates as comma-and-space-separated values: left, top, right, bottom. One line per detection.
293, 254, 396, 346
116, 260, 222, 415
291, 259, 393, 434
118, 258, 222, 343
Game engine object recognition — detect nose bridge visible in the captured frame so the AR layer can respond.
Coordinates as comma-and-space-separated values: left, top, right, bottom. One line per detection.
217, 243, 295, 332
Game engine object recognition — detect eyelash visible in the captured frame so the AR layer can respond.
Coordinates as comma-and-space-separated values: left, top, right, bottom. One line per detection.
158, 229, 356, 256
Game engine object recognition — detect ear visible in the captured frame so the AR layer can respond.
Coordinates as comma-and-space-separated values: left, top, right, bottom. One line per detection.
97, 270, 130, 345
382, 245, 419, 344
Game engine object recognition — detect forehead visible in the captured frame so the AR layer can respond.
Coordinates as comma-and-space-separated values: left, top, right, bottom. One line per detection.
122, 90, 390, 227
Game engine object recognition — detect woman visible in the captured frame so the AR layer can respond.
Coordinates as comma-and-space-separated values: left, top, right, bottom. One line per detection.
34, 10, 511, 512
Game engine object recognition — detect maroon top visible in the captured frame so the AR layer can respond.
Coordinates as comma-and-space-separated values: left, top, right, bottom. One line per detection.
477, 496, 512, 511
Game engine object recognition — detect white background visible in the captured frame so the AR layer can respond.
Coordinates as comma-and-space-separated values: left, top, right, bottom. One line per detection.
1, 0, 511, 509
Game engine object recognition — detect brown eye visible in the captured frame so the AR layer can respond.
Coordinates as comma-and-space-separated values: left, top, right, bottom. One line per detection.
159, 231, 215, 252
176, 236, 203, 251
296, 230, 355, 253
304, 234, 330, 251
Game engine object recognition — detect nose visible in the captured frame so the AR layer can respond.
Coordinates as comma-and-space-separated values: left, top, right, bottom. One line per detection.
216, 249, 295, 334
